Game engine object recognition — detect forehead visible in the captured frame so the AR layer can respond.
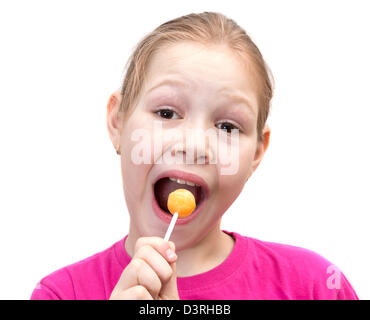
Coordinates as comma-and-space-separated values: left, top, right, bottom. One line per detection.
143, 41, 259, 114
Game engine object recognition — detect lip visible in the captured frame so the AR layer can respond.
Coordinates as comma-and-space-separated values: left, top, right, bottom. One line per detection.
151, 169, 210, 225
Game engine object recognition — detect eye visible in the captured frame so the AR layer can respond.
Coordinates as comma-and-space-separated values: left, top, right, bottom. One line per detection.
215, 122, 241, 133
155, 108, 181, 120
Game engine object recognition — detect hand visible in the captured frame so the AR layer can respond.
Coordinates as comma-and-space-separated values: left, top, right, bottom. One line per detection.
109, 236, 180, 300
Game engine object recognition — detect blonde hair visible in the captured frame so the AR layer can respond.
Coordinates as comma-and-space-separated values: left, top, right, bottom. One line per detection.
120, 11, 274, 142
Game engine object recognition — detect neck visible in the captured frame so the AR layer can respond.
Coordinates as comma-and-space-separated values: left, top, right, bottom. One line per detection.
175, 223, 235, 277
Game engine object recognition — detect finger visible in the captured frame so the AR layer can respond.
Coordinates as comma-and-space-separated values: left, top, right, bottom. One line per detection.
134, 258, 162, 299
135, 237, 177, 263
111, 285, 153, 300
110, 237, 177, 298
158, 260, 180, 300
112, 257, 161, 298
135, 245, 174, 284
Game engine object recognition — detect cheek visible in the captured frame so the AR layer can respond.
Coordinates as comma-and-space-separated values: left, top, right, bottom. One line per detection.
211, 173, 245, 223
215, 140, 255, 203
120, 115, 153, 204
237, 142, 255, 178
216, 138, 254, 180
217, 170, 246, 199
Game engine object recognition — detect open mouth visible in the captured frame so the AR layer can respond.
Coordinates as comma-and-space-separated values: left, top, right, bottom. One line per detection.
153, 176, 206, 216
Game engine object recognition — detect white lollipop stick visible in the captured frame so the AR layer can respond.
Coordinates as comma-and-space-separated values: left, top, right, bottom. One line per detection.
164, 212, 178, 241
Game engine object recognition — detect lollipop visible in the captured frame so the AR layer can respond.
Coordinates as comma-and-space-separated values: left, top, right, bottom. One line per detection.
168, 189, 196, 218
163, 189, 196, 241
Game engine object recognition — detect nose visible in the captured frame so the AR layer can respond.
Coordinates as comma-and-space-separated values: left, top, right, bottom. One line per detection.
170, 137, 213, 165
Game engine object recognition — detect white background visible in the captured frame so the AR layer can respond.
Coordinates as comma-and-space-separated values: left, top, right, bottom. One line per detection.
0, 0, 369, 300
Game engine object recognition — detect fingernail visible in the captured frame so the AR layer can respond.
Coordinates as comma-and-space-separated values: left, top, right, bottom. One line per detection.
166, 248, 177, 261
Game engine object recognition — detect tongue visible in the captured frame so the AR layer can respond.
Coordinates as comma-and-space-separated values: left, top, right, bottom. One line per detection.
154, 178, 201, 213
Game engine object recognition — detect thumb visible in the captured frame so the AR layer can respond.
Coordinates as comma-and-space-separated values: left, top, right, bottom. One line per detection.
158, 241, 179, 300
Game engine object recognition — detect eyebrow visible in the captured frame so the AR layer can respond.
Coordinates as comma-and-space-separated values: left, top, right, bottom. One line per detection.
145, 78, 256, 117
145, 78, 191, 96
217, 88, 256, 117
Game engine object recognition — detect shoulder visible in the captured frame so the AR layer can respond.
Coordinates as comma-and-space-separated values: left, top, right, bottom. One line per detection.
230, 231, 358, 299
232, 231, 331, 278
248, 235, 331, 272
30, 239, 125, 300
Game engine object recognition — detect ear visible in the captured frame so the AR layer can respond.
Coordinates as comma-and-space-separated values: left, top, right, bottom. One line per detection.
247, 125, 271, 179
106, 90, 123, 153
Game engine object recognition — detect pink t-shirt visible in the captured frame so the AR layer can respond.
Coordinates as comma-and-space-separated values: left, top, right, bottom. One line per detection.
30, 230, 359, 300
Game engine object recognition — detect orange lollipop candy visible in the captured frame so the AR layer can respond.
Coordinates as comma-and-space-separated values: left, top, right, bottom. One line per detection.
167, 188, 196, 218
163, 189, 196, 241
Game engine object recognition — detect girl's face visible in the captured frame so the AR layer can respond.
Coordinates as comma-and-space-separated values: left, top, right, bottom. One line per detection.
108, 41, 269, 251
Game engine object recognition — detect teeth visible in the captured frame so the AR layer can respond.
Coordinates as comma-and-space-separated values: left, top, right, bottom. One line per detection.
168, 177, 199, 187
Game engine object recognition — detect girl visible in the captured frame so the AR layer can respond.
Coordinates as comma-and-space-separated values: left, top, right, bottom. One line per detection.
31, 11, 358, 300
